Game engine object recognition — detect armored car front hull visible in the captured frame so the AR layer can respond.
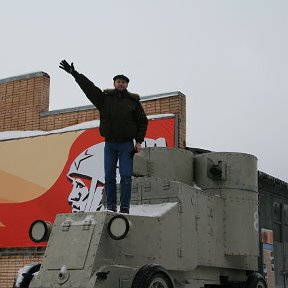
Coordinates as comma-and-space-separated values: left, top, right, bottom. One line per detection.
18, 148, 265, 288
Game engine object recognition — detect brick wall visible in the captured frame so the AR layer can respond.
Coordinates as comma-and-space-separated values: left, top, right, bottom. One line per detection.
0, 72, 50, 131
0, 72, 186, 147
0, 249, 45, 288
0, 72, 187, 287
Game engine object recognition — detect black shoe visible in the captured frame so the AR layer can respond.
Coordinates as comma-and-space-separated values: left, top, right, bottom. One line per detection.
120, 207, 129, 214
107, 207, 117, 212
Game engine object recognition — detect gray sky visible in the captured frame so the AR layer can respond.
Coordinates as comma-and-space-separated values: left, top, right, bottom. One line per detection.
1, 0, 288, 182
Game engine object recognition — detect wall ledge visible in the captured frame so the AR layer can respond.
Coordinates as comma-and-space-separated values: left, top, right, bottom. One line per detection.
0, 71, 50, 84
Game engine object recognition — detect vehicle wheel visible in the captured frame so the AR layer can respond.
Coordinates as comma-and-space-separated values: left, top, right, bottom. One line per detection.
131, 264, 173, 288
12, 263, 41, 288
246, 272, 267, 288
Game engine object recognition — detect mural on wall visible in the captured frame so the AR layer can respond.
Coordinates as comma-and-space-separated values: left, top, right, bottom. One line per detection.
0, 117, 175, 248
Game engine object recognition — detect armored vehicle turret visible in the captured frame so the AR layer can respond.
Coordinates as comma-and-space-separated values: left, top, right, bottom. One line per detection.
14, 148, 266, 288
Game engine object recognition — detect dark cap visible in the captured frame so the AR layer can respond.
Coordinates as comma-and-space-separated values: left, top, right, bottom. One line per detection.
113, 74, 130, 83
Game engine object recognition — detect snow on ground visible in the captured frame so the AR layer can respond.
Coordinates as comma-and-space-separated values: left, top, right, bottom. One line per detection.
14, 263, 39, 288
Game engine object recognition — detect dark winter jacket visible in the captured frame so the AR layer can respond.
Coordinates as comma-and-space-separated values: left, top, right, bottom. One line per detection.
73, 73, 148, 143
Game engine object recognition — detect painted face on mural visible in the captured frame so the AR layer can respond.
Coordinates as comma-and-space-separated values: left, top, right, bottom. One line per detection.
68, 177, 91, 212
67, 142, 106, 213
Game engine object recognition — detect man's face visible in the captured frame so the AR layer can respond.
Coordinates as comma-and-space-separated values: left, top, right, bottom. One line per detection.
114, 79, 128, 90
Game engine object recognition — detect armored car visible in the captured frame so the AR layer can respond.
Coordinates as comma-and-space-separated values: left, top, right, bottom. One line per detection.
15, 147, 266, 288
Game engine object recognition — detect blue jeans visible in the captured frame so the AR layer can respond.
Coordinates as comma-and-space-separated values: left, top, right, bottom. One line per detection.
104, 141, 134, 210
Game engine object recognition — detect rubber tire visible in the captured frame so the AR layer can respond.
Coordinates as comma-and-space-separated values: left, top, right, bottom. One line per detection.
131, 264, 173, 288
246, 272, 267, 288
13, 263, 41, 288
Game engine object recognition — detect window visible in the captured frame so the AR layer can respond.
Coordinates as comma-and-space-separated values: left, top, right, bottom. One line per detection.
273, 202, 282, 242
283, 204, 288, 242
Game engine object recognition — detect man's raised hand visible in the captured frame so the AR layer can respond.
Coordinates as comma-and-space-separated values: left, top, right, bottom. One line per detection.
59, 60, 75, 74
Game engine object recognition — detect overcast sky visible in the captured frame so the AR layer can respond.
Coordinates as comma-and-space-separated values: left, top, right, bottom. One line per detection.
1, 1, 287, 182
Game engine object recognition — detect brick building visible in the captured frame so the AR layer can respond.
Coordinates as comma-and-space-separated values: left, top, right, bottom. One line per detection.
0, 72, 186, 287
0, 72, 186, 146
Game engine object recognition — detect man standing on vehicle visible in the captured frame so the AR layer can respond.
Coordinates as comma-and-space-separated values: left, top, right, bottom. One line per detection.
59, 60, 148, 214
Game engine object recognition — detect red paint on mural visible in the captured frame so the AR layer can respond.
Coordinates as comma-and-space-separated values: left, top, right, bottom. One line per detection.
0, 118, 175, 247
